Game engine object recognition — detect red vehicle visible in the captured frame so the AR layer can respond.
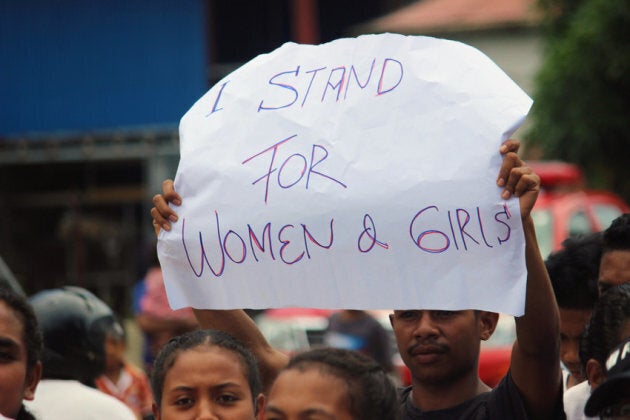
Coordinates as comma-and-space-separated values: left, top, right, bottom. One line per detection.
529, 161, 630, 258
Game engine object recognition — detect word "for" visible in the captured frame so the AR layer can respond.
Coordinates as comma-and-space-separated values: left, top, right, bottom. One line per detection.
242, 133, 346, 204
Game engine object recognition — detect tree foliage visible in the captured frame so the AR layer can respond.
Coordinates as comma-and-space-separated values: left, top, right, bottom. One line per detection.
527, 0, 630, 200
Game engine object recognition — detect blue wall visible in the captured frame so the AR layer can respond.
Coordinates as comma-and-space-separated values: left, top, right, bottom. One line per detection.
1, 0, 207, 137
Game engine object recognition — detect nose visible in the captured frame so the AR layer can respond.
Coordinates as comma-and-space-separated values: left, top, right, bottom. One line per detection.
412, 311, 439, 339
195, 400, 220, 420
562, 339, 580, 366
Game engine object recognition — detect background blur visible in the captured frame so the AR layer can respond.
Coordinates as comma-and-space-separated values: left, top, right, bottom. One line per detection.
2, 0, 628, 364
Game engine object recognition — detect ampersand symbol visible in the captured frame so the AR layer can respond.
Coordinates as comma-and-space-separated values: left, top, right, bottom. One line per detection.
357, 214, 389, 253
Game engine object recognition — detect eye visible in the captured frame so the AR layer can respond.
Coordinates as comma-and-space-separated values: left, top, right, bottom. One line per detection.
174, 397, 195, 407
397, 310, 418, 320
0, 350, 17, 363
431, 310, 456, 319
216, 393, 239, 405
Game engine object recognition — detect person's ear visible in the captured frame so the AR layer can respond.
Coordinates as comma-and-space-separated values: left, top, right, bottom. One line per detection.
23, 361, 42, 401
152, 402, 161, 420
254, 393, 266, 418
477, 311, 499, 341
585, 358, 606, 390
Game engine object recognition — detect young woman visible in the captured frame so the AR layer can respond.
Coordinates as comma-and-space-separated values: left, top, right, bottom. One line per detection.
0, 288, 42, 420
262, 347, 399, 420
150, 329, 264, 420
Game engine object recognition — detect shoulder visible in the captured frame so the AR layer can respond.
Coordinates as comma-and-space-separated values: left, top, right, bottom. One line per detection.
28, 380, 136, 420
563, 381, 592, 420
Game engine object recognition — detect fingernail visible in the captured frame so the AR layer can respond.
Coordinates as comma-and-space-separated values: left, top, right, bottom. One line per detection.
500, 145, 507, 153
497, 178, 505, 187
169, 215, 178, 222
502, 190, 510, 199
173, 199, 182, 206
163, 223, 171, 231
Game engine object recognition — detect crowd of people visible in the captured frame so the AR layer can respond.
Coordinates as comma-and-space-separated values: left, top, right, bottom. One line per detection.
1, 140, 630, 419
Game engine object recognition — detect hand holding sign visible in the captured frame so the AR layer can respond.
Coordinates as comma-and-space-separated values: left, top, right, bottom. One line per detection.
156, 33, 534, 313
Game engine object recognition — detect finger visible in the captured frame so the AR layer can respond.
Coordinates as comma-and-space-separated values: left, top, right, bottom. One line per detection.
162, 179, 182, 206
152, 218, 162, 236
153, 193, 178, 220
497, 152, 522, 189
499, 139, 520, 155
502, 166, 534, 199
151, 206, 171, 232
513, 171, 540, 198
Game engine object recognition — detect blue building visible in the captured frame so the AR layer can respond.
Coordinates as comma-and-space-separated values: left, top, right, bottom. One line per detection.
0, 0, 392, 312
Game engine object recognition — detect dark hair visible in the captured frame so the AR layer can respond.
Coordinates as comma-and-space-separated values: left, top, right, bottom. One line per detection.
0, 287, 43, 370
286, 347, 399, 420
580, 283, 630, 370
546, 232, 601, 310
151, 329, 262, 408
602, 213, 630, 253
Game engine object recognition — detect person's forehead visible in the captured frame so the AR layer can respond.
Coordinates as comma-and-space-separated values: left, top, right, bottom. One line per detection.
600, 250, 630, 272
599, 250, 630, 284
391, 309, 474, 315
0, 302, 24, 340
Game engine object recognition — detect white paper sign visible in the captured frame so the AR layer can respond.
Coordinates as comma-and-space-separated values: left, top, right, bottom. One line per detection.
158, 33, 533, 315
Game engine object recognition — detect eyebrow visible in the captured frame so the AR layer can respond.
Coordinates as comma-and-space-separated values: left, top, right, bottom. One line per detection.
0, 337, 20, 349
265, 406, 336, 419
168, 382, 244, 393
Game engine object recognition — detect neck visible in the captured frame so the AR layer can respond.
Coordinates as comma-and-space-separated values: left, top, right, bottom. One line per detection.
410, 374, 490, 412
104, 364, 124, 383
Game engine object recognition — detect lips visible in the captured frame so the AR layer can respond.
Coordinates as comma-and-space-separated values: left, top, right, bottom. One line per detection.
408, 343, 448, 363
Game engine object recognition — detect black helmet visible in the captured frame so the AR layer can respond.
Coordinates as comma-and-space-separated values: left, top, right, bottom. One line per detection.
29, 286, 120, 385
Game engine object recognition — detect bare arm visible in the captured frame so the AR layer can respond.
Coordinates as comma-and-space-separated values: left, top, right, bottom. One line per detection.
497, 142, 562, 419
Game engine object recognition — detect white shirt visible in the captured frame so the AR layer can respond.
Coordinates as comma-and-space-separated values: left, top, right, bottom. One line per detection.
563, 380, 597, 420
25, 379, 136, 420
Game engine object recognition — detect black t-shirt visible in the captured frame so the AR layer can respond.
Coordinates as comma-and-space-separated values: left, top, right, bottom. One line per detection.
398, 372, 565, 420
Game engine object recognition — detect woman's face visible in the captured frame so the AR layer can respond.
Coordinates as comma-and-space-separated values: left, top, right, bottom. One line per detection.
154, 345, 262, 420
0, 301, 40, 418
261, 368, 354, 420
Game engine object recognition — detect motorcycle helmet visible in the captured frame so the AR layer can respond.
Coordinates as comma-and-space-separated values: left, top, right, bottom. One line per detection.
29, 286, 120, 385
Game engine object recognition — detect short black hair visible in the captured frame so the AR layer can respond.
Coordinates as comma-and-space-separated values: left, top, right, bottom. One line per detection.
287, 347, 399, 420
0, 287, 43, 370
546, 232, 601, 310
580, 283, 630, 370
150, 329, 262, 408
602, 213, 630, 253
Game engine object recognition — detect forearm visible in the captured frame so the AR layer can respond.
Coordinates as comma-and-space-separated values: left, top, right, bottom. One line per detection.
510, 216, 562, 419
514, 216, 560, 358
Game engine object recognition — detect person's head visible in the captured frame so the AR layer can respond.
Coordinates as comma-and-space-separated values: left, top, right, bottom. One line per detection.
262, 347, 398, 420
28, 286, 120, 386
585, 337, 630, 419
389, 309, 498, 386
580, 284, 630, 391
0, 287, 42, 419
103, 322, 126, 374
546, 232, 601, 383
151, 329, 263, 420
599, 213, 630, 295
